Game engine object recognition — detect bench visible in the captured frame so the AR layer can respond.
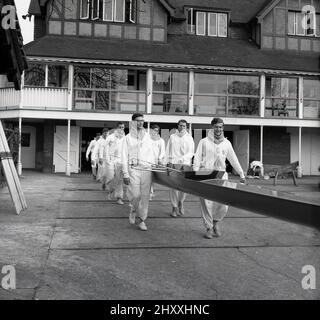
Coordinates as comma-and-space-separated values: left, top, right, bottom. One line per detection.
263, 161, 299, 186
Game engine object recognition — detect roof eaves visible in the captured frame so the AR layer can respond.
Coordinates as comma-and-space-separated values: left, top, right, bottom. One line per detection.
256, 0, 281, 23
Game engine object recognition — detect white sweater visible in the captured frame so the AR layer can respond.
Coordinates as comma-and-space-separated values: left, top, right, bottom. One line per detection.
121, 131, 155, 179
193, 137, 245, 178
165, 132, 194, 165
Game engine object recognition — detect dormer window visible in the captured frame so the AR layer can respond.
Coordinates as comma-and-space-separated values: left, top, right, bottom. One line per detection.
80, 0, 137, 23
288, 10, 319, 36
187, 8, 228, 37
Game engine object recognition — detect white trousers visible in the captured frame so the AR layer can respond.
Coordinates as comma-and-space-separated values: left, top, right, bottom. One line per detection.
169, 164, 190, 208
200, 172, 228, 230
126, 168, 152, 221
105, 162, 123, 199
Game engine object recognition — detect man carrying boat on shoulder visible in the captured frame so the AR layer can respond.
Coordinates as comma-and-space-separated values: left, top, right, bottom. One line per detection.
193, 118, 246, 239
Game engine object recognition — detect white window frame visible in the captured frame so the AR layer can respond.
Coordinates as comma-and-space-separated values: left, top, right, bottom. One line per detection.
80, 0, 90, 19
129, 0, 136, 23
208, 12, 217, 36
187, 8, 195, 34
114, 0, 125, 23
103, 0, 114, 21
296, 12, 306, 35
92, 0, 100, 20
196, 11, 206, 36
217, 13, 228, 37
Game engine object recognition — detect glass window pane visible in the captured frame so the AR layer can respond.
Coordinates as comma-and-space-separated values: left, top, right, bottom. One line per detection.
296, 12, 305, 35
115, 0, 125, 22
171, 72, 188, 92
228, 75, 259, 96
48, 65, 68, 88
208, 13, 217, 36
288, 11, 295, 34
187, 8, 195, 34
80, 0, 89, 18
194, 73, 227, 94
304, 100, 320, 118
196, 11, 206, 35
194, 96, 226, 115
304, 79, 320, 99
265, 98, 297, 117
306, 11, 315, 35
92, 0, 99, 19
152, 93, 188, 113
103, 0, 113, 20
228, 97, 259, 115
218, 13, 227, 37
24, 64, 45, 87
74, 67, 91, 88
91, 68, 111, 88
317, 14, 320, 36
153, 71, 171, 92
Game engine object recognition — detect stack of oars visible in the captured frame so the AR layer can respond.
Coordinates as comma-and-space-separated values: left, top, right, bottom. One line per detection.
0, 121, 27, 214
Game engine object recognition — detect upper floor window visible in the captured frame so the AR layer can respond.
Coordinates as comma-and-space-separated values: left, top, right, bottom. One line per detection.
80, 0, 137, 23
288, 9, 319, 36
187, 8, 228, 37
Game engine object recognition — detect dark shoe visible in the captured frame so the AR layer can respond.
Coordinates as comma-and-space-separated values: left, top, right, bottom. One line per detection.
170, 207, 178, 218
204, 229, 213, 239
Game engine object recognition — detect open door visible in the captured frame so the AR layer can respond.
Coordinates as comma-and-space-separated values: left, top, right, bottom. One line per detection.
53, 126, 80, 173
233, 130, 249, 174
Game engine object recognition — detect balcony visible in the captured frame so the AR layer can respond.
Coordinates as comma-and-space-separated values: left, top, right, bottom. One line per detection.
0, 86, 68, 110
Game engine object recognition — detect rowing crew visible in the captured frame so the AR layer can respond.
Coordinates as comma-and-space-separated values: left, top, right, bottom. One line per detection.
86, 113, 246, 239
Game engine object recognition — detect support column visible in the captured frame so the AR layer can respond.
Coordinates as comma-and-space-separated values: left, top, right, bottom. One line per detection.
19, 71, 24, 109
147, 121, 150, 133
66, 119, 71, 176
260, 125, 264, 176
297, 126, 302, 178
188, 70, 194, 115
146, 68, 153, 114
68, 64, 74, 111
260, 74, 265, 118
17, 117, 22, 176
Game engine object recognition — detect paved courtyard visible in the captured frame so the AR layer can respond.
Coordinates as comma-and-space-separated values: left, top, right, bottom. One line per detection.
0, 171, 319, 300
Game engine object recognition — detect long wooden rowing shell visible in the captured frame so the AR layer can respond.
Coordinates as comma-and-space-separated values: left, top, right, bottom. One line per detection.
152, 169, 320, 230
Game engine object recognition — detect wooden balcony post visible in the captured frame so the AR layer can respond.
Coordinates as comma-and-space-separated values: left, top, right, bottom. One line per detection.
68, 64, 74, 111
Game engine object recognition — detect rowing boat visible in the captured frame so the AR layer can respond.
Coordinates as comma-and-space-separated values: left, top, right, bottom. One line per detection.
152, 168, 320, 230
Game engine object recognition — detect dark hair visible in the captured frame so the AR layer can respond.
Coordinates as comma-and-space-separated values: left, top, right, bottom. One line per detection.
95, 132, 101, 137
116, 122, 125, 127
151, 124, 160, 130
132, 113, 144, 121
178, 119, 188, 125
211, 118, 224, 126
102, 127, 109, 133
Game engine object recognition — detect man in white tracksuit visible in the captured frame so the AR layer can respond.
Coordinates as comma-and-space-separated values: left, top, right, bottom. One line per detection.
165, 119, 194, 217
86, 132, 101, 179
193, 118, 246, 238
93, 128, 108, 188
122, 113, 155, 231
149, 124, 166, 200
99, 122, 125, 204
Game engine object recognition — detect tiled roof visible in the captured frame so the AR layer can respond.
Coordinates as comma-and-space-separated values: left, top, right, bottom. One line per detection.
167, 0, 271, 23
24, 34, 319, 73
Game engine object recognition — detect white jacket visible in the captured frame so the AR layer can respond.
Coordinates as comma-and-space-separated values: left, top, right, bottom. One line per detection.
151, 137, 166, 165
86, 139, 97, 158
165, 131, 194, 165
121, 130, 155, 179
99, 132, 124, 164
193, 136, 245, 178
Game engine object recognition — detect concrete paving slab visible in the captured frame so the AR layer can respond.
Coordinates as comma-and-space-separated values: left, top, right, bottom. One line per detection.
58, 201, 265, 219
50, 217, 320, 249
0, 222, 54, 288
34, 247, 319, 300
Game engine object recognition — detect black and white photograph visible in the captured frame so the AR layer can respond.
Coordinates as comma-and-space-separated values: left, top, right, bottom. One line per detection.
0, 0, 319, 313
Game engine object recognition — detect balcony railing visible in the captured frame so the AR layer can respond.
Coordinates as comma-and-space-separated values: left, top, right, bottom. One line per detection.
0, 87, 68, 110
